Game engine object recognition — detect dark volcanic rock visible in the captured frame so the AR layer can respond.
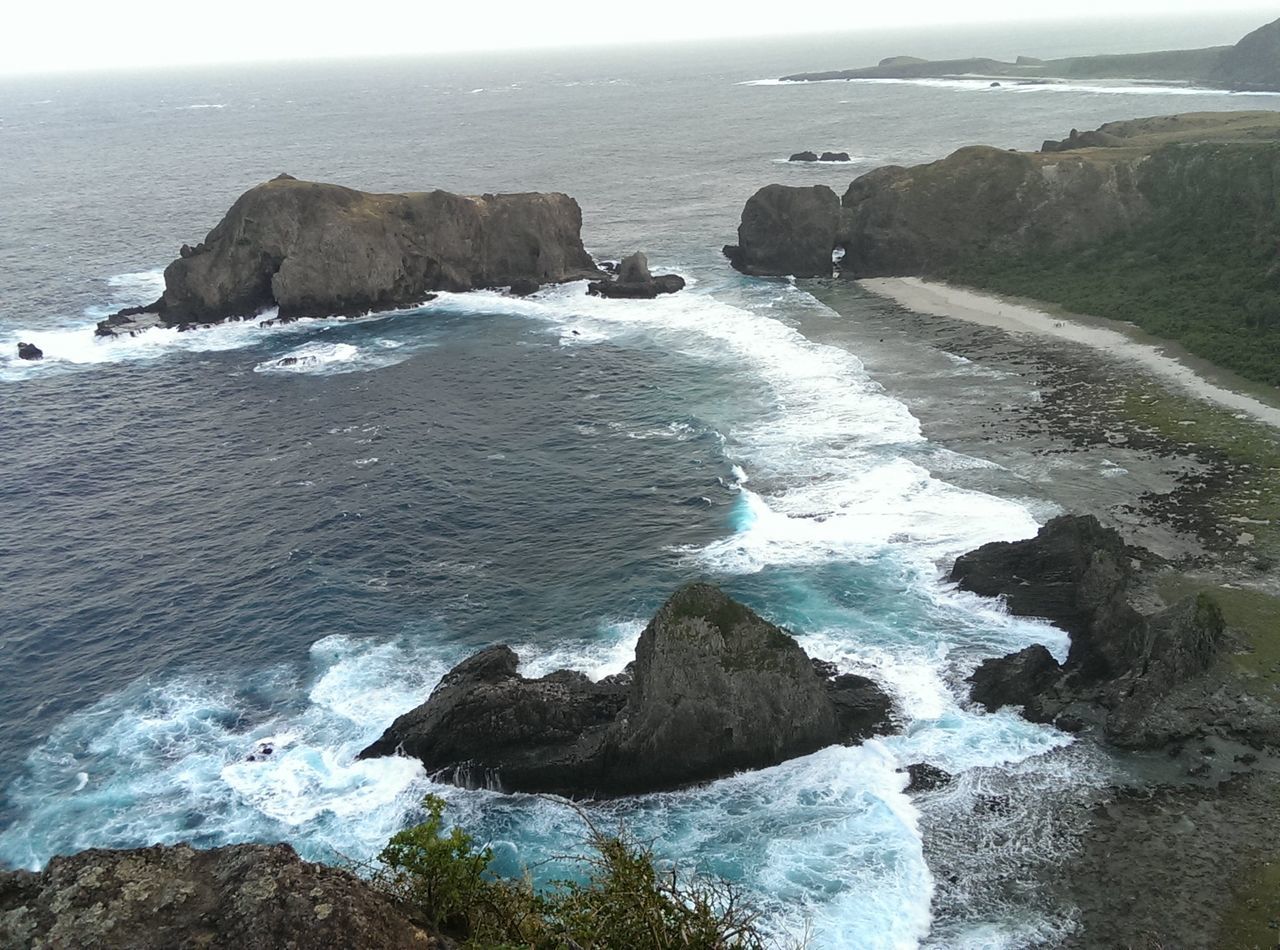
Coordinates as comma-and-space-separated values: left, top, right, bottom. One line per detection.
724, 183, 841, 278
957, 515, 1239, 751
16, 342, 42, 360
819, 151, 851, 162
587, 252, 685, 299
969, 645, 1062, 721
97, 177, 604, 335
789, 151, 819, 162
903, 762, 953, 793
360, 583, 896, 797
0, 843, 444, 949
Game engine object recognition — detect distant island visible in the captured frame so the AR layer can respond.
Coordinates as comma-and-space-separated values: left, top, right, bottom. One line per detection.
726, 110, 1280, 387
781, 16, 1280, 92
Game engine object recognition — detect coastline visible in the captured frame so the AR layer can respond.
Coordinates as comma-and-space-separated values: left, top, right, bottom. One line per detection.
798, 277, 1280, 948
860, 276, 1280, 432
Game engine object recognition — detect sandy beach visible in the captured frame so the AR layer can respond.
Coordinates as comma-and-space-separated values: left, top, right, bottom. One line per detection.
861, 277, 1280, 431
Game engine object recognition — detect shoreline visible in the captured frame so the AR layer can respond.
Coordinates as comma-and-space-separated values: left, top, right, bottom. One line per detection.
800, 278, 1280, 948
860, 276, 1280, 432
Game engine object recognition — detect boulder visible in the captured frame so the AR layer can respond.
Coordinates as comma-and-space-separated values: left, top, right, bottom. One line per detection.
97, 177, 605, 335
586, 252, 686, 299
724, 184, 841, 278
968, 645, 1062, 721
359, 583, 896, 797
789, 151, 819, 162
819, 152, 851, 162
506, 277, 541, 297
0, 843, 444, 949
17, 342, 42, 361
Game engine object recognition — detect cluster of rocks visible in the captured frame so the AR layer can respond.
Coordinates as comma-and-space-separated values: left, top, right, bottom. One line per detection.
955, 515, 1278, 759
358, 583, 896, 797
587, 252, 685, 300
789, 151, 851, 163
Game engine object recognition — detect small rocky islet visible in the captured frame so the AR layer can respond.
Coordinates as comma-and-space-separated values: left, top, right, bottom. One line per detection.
94, 174, 685, 340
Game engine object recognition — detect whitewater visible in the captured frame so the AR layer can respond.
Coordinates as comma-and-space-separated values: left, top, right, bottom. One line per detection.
2, 17, 1270, 946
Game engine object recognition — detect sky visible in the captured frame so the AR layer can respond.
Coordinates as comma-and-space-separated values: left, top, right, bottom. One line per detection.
2, 0, 1277, 76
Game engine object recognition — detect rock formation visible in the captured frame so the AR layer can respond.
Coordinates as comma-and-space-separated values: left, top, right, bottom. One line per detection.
723, 184, 841, 278
952, 515, 1280, 754
587, 252, 685, 299
789, 151, 819, 162
97, 176, 604, 336
16, 342, 42, 361
819, 151, 851, 162
0, 843, 445, 949
359, 583, 896, 797
725, 111, 1280, 279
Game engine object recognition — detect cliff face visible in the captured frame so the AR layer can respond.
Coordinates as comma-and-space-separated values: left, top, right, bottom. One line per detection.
0, 843, 445, 949
102, 176, 603, 331
726, 112, 1280, 281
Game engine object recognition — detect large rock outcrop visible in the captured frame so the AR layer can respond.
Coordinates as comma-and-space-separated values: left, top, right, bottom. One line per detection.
1211, 17, 1280, 90
359, 583, 896, 797
0, 843, 444, 949
723, 184, 841, 278
725, 112, 1280, 280
587, 252, 685, 299
950, 515, 1275, 752
97, 175, 603, 334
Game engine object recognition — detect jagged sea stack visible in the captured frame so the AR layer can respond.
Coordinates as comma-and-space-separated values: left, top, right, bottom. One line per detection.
359, 583, 896, 797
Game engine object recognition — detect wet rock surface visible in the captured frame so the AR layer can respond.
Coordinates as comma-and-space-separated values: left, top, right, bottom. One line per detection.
16, 343, 42, 361
360, 583, 896, 797
0, 843, 445, 949
586, 252, 684, 299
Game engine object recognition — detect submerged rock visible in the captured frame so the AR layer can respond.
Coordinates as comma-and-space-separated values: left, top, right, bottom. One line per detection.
359, 583, 896, 797
0, 843, 444, 949
16, 342, 42, 361
96, 176, 605, 336
586, 252, 685, 299
903, 762, 953, 793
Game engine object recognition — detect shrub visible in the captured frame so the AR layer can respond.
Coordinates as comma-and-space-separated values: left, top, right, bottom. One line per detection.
373, 794, 781, 949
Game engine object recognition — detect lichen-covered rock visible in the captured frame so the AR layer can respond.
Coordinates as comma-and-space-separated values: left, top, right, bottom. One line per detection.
360, 583, 896, 797
723, 184, 841, 278
0, 843, 445, 949
97, 177, 604, 334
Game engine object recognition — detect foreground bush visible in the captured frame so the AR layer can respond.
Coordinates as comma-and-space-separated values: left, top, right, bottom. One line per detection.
373, 795, 779, 949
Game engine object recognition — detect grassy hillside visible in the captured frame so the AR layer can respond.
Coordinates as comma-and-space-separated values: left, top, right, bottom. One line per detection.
953, 143, 1280, 387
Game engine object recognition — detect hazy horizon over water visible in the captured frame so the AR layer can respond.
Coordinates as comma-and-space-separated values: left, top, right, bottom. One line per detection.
2, 14, 1277, 947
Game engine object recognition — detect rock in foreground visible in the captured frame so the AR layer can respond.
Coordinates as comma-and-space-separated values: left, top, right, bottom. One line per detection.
97, 175, 604, 335
723, 183, 841, 278
359, 583, 896, 797
587, 252, 685, 299
0, 843, 444, 949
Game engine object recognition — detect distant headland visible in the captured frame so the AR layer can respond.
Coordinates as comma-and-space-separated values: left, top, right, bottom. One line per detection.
780, 16, 1280, 92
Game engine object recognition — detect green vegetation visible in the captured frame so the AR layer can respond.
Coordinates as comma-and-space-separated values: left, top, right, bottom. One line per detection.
1222, 858, 1280, 949
373, 795, 781, 949
953, 144, 1280, 388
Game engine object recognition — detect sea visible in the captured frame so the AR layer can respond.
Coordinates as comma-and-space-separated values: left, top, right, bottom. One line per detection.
1, 12, 1275, 947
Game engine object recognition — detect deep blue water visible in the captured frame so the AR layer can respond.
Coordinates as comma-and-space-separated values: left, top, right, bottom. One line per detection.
2, 14, 1277, 947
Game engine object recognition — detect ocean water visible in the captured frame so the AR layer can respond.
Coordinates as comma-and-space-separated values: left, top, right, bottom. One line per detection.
1, 14, 1275, 947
